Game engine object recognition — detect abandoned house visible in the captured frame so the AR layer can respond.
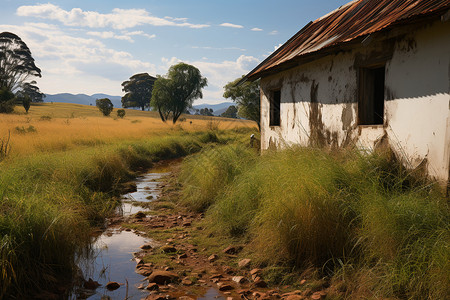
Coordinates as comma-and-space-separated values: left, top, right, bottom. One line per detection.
244, 0, 450, 186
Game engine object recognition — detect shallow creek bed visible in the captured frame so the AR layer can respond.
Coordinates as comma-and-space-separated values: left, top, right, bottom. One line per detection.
70, 160, 330, 300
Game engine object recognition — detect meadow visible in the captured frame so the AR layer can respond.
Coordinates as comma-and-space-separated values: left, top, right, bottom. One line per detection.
180, 145, 449, 299
0, 102, 256, 298
0, 103, 250, 157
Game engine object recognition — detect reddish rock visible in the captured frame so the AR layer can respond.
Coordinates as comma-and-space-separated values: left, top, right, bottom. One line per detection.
161, 245, 177, 253
299, 279, 306, 285
147, 270, 179, 285
208, 254, 218, 262
222, 245, 242, 255
178, 253, 188, 259
181, 278, 193, 286
140, 243, 152, 250
238, 258, 251, 269
211, 274, 223, 279
311, 292, 323, 300
105, 281, 120, 291
134, 211, 146, 219
217, 282, 234, 291
250, 268, 262, 275
285, 295, 305, 300
135, 266, 153, 276
238, 289, 252, 296
146, 283, 159, 291
232, 276, 247, 284
182, 221, 191, 227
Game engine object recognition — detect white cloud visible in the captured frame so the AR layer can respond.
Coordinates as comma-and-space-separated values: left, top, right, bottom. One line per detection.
220, 23, 244, 29
124, 31, 156, 39
0, 23, 156, 94
269, 30, 279, 35
16, 4, 210, 30
87, 31, 133, 42
251, 27, 263, 31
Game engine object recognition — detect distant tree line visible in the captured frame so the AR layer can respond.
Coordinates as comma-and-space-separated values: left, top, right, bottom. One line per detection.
0, 32, 45, 114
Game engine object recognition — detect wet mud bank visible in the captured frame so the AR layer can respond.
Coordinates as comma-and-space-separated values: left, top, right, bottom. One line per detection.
69, 160, 226, 300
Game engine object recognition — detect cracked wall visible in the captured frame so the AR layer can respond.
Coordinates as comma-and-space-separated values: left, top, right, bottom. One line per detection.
260, 19, 450, 185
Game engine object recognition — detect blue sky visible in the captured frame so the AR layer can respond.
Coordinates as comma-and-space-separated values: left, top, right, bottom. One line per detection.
1, 0, 349, 104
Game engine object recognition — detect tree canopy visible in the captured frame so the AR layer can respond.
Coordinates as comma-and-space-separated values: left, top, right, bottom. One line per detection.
151, 63, 207, 124
0, 32, 41, 92
220, 105, 238, 118
121, 73, 156, 111
96, 98, 114, 116
199, 108, 214, 116
223, 76, 260, 129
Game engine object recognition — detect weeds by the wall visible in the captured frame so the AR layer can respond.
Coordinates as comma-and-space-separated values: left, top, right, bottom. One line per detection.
179, 145, 449, 299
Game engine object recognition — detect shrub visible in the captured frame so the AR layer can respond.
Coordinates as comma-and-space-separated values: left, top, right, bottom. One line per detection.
117, 109, 126, 118
0, 87, 15, 113
95, 98, 113, 116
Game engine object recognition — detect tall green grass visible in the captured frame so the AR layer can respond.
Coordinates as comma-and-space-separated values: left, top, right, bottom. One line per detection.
179, 145, 449, 299
0, 130, 243, 299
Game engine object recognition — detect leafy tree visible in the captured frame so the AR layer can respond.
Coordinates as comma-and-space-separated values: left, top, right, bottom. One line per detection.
0, 87, 15, 113
151, 63, 207, 124
96, 98, 114, 116
0, 32, 41, 91
121, 73, 156, 111
21, 94, 31, 113
223, 76, 260, 129
220, 105, 238, 118
117, 109, 126, 118
199, 108, 214, 116
19, 81, 45, 102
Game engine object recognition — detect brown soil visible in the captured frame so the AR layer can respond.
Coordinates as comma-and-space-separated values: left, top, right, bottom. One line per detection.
116, 164, 335, 300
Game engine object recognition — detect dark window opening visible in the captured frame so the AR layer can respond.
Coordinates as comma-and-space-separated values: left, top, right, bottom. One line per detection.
358, 66, 385, 125
270, 90, 281, 126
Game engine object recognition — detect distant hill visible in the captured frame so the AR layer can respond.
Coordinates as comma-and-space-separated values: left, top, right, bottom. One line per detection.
45, 93, 122, 107
44, 93, 235, 114
192, 102, 234, 116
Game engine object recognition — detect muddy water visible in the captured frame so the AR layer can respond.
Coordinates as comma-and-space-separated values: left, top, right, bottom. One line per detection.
71, 162, 225, 300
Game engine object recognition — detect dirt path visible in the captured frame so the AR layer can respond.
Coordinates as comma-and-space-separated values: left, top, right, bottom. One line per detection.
114, 162, 331, 300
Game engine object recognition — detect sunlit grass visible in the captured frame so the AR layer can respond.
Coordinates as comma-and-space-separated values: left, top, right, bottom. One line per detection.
1, 102, 255, 157
0, 102, 256, 298
179, 145, 449, 299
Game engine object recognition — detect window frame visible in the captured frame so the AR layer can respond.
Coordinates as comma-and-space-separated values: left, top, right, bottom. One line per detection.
269, 89, 281, 127
358, 64, 386, 126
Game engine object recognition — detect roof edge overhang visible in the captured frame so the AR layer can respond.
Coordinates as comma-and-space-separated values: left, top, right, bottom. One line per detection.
240, 5, 449, 85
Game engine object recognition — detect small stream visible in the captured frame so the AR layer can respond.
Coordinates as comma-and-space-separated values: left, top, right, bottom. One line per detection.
70, 162, 225, 300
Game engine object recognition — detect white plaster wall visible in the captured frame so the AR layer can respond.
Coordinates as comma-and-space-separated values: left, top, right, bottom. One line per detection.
260, 19, 450, 184
384, 20, 450, 182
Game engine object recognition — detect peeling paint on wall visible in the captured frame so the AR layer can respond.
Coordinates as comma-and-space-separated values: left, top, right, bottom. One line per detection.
259, 19, 450, 185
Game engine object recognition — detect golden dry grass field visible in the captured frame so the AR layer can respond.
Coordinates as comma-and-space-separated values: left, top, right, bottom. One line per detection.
0, 102, 255, 158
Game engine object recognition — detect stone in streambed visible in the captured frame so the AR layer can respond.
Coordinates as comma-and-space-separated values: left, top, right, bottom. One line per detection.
147, 271, 179, 285
105, 281, 120, 291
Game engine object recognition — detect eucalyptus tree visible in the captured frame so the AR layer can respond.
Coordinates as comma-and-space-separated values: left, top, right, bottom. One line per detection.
0, 32, 41, 91
224, 76, 260, 129
151, 63, 207, 124
121, 73, 156, 111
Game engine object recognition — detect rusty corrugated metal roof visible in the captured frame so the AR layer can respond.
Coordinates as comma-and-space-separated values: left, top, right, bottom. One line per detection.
245, 0, 450, 81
